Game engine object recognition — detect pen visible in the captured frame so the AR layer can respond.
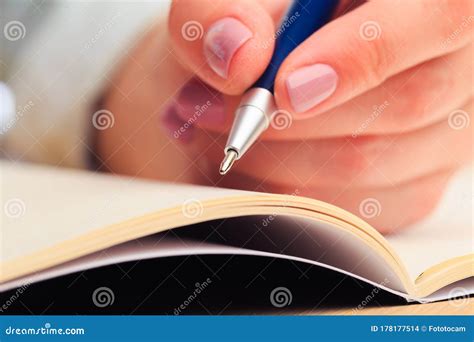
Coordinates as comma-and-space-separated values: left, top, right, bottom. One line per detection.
219, 0, 339, 175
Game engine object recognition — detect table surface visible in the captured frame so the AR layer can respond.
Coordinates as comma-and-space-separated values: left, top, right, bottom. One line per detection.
308, 297, 473, 315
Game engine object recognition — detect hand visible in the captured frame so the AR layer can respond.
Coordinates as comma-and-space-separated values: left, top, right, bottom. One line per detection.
99, 0, 473, 233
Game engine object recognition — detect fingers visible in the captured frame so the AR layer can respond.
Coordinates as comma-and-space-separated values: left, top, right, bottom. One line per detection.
307, 45, 474, 138
172, 98, 472, 188
99, 20, 206, 184
274, 0, 473, 118
169, 44, 473, 140
270, 44, 474, 140
168, 0, 289, 95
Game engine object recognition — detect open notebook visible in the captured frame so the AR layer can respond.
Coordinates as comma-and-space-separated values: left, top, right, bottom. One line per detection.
1, 161, 472, 303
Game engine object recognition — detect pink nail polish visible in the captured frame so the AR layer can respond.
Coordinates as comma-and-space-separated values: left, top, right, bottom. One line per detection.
160, 104, 194, 144
176, 78, 225, 125
286, 64, 338, 113
204, 17, 252, 79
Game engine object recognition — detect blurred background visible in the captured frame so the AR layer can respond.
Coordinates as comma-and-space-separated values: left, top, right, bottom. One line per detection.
1, 0, 169, 166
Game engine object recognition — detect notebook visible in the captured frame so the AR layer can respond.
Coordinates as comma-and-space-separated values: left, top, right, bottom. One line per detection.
1, 161, 472, 303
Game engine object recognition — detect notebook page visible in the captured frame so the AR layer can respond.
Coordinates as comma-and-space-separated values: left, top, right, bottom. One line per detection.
0, 161, 249, 262
2, 161, 472, 280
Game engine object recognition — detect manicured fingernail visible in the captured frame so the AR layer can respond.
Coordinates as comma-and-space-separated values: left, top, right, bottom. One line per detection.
160, 104, 194, 144
204, 17, 252, 79
176, 78, 225, 125
286, 64, 338, 113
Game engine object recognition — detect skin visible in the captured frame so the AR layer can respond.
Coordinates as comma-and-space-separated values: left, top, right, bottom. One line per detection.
97, 0, 473, 234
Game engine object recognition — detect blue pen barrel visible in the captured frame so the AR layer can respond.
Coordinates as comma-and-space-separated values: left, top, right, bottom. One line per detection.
254, 0, 339, 92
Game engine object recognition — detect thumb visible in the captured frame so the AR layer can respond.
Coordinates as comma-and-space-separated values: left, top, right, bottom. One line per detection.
168, 0, 288, 95
274, 0, 472, 119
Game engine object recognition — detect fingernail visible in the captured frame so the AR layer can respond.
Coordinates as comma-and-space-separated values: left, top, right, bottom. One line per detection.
204, 17, 252, 79
160, 104, 194, 144
286, 64, 338, 113
176, 78, 225, 125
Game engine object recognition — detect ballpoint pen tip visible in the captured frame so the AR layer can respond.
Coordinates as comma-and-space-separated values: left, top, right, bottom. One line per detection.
219, 150, 238, 175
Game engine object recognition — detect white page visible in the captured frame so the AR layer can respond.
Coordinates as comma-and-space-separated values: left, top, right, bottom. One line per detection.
0, 161, 249, 262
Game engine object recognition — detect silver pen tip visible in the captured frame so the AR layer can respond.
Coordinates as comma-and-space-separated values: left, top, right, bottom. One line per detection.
219, 149, 238, 175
